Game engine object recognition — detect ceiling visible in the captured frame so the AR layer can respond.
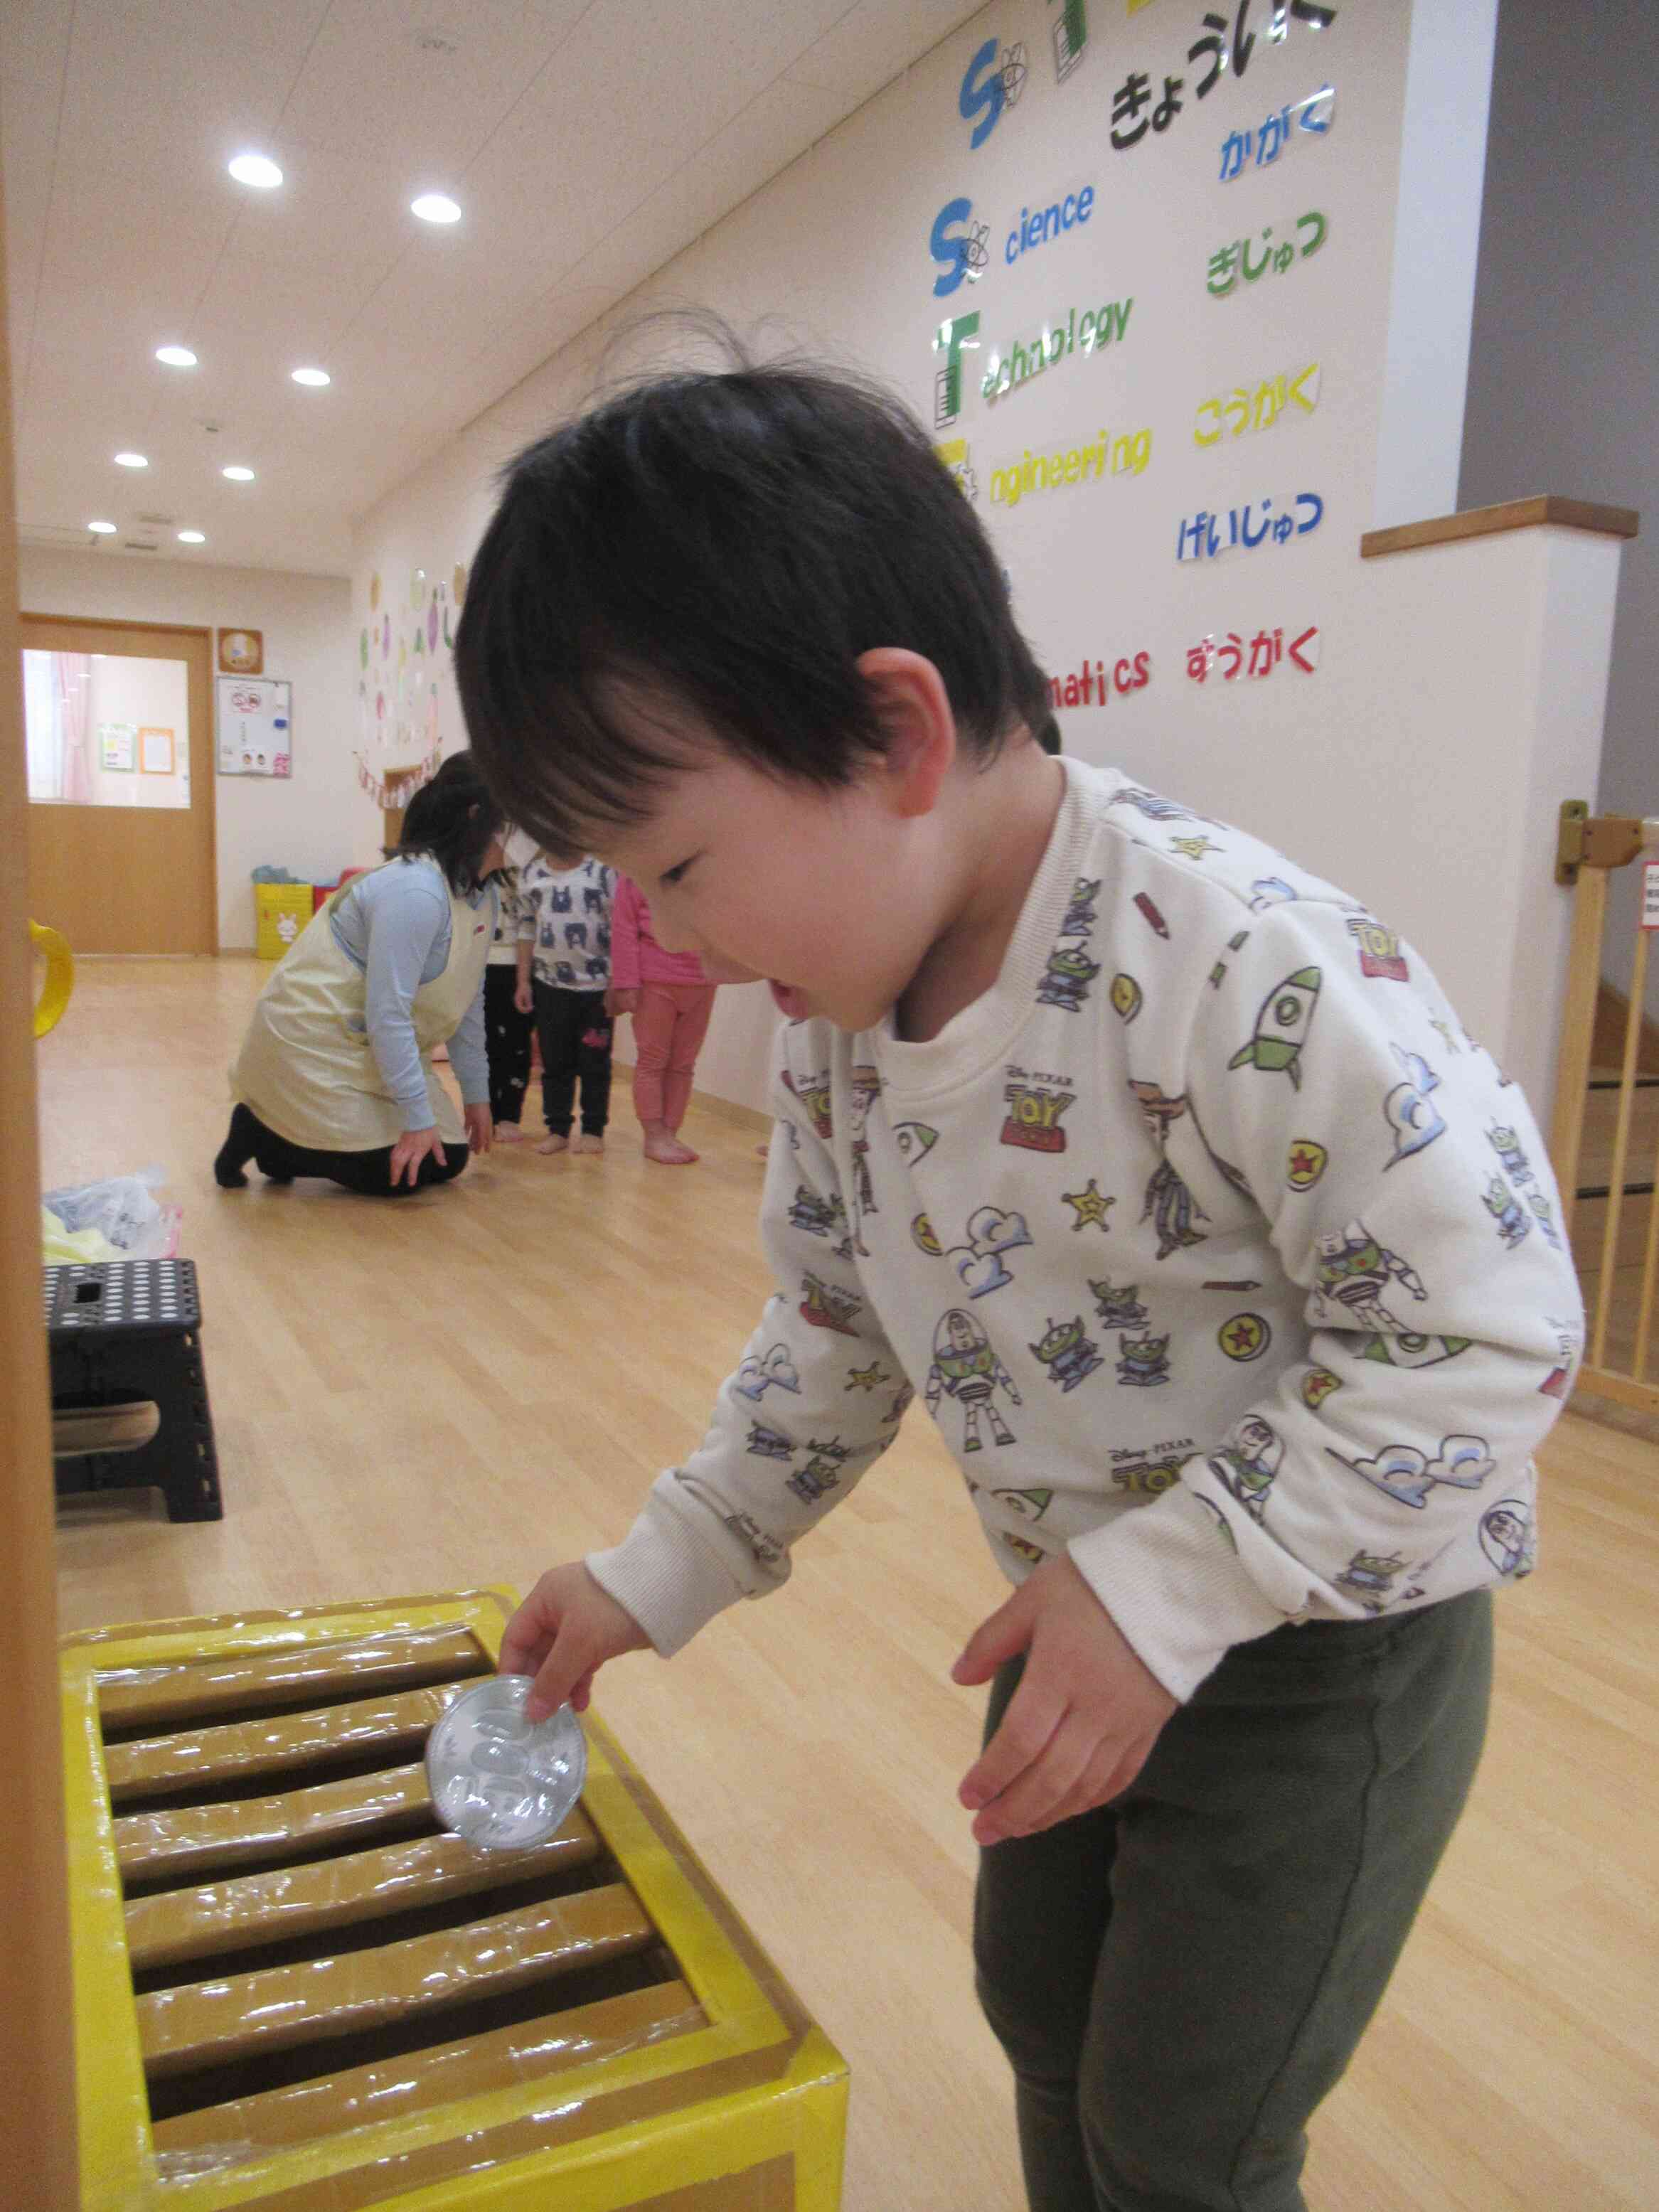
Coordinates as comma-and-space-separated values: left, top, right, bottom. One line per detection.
4, 0, 983, 577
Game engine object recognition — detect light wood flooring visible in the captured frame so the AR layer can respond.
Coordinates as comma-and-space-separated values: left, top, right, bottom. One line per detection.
42, 958, 1659, 2212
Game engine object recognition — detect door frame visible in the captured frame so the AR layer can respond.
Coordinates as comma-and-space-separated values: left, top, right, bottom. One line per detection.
21, 610, 218, 955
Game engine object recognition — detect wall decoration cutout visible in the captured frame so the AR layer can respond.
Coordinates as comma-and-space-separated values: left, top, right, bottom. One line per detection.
929, 198, 991, 297
934, 438, 980, 498
1051, 0, 1088, 80
932, 312, 981, 426
981, 297, 1133, 405
1190, 2, 1337, 95
1186, 626, 1322, 682
217, 628, 263, 675
1176, 491, 1324, 560
1045, 653, 1152, 709
354, 563, 464, 810
1219, 84, 1334, 178
1195, 362, 1320, 444
1207, 211, 1327, 296
989, 426, 1152, 508
1005, 184, 1097, 269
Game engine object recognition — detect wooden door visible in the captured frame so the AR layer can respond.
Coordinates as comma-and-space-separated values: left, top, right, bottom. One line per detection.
21, 611, 217, 954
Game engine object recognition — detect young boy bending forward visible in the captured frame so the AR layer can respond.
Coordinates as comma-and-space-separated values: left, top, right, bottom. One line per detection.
453, 364, 1581, 2212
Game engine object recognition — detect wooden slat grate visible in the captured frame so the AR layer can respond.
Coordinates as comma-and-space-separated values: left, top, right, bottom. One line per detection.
95, 1625, 704, 2148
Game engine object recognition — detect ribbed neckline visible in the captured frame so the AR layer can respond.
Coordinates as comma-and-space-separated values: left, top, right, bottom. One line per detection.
870, 757, 1113, 1104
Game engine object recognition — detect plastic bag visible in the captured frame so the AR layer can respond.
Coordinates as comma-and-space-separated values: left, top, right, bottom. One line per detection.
42, 1167, 181, 1261
41, 1205, 122, 1265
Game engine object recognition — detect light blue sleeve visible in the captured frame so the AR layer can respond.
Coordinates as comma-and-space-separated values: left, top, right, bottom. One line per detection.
356, 865, 451, 1129
447, 892, 494, 1106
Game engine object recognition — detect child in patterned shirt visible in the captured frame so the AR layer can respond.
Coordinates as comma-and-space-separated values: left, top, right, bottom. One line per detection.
516, 850, 616, 1155
455, 363, 1582, 2212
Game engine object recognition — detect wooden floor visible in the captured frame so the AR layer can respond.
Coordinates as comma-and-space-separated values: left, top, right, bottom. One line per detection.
41, 959, 1659, 2212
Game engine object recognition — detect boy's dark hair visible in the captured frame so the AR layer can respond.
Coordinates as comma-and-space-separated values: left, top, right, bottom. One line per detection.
386, 749, 504, 892
453, 361, 1052, 860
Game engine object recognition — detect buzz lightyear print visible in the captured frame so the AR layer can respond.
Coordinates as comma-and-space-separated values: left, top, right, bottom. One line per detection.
925, 1308, 1022, 1450
1212, 1414, 1283, 1521
1313, 1221, 1427, 1333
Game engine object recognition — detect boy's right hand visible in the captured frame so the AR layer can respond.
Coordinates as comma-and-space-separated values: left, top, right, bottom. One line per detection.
513, 980, 535, 1015
498, 1564, 651, 1720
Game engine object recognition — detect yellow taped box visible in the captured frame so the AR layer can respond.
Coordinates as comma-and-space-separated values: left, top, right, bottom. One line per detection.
253, 884, 314, 961
63, 1589, 847, 2211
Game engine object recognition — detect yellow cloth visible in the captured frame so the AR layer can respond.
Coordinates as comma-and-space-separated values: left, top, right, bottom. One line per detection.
41, 1207, 122, 1265
230, 862, 492, 1151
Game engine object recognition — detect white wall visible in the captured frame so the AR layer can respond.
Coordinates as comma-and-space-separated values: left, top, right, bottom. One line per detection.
17, 547, 368, 949
350, 0, 1609, 1121
1460, 0, 1658, 1022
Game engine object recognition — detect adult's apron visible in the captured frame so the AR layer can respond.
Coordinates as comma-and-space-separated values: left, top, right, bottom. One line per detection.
231, 860, 494, 1151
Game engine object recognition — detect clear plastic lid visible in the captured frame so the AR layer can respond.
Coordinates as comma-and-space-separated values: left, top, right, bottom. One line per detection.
425, 1674, 587, 1850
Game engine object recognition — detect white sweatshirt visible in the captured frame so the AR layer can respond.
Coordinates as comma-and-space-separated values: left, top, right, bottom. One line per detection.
590, 759, 1583, 1700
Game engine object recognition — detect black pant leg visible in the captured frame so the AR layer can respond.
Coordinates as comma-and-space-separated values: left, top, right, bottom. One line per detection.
533, 982, 584, 1135
575, 1003, 614, 1135
236, 1108, 467, 1197
484, 963, 534, 1124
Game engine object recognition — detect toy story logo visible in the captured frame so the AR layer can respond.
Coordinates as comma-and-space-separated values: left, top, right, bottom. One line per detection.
1001, 1066, 1076, 1152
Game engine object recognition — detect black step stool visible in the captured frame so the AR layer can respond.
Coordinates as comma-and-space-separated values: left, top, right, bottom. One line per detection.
46, 1259, 224, 1522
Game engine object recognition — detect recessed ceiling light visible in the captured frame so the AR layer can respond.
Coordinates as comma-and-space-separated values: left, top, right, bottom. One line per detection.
178, 530, 206, 545
291, 366, 331, 388
113, 451, 148, 468
87, 519, 117, 534
411, 192, 462, 225
155, 344, 197, 368
222, 464, 255, 481
228, 152, 283, 188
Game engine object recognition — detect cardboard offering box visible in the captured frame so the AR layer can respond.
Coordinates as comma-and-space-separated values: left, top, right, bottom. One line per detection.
63, 1589, 846, 2211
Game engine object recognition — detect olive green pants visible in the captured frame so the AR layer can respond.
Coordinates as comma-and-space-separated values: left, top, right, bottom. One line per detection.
973, 1591, 1493, 2212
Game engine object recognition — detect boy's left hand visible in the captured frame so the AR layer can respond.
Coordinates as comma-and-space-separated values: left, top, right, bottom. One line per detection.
951, 1554, 1178, 1847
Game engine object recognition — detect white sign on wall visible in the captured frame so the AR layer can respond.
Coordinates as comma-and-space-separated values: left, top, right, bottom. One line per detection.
216, 677, 292, 778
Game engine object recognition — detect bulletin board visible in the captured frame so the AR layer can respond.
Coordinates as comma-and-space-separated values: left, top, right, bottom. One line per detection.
216, 677, 292, 779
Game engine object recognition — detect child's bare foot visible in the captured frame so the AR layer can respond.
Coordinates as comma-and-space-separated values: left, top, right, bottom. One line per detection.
536, 1132, 569, 1155
644, 1128, 699, 1165
572, 1131, 604, 1155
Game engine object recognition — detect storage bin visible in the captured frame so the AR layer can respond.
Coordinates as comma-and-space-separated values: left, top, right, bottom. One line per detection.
254, 884, 316, 961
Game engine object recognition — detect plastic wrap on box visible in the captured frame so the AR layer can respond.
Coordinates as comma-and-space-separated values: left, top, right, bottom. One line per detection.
63, 1588, 848, 2211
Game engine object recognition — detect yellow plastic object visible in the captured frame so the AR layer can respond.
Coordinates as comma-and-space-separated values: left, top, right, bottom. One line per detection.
31, 919, 74, 1036
62, 1588, 848, 2211
253, 883, 314, 960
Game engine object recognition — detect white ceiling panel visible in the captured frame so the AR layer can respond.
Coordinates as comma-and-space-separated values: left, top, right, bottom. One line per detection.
5, 0, 983, 577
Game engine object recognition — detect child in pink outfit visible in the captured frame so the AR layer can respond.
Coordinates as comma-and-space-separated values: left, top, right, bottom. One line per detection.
607, 875, 718, 1164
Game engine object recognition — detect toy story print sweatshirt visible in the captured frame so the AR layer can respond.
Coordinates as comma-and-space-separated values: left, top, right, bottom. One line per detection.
588, 759, 1583, 1701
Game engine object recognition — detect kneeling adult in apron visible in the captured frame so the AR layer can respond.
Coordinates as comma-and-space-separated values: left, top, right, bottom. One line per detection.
215, 753, 505, 1197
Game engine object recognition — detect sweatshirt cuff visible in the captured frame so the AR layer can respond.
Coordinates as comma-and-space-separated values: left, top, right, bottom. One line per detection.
587, 1489, 748, 1657
1067, 1475, 1301, 1702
